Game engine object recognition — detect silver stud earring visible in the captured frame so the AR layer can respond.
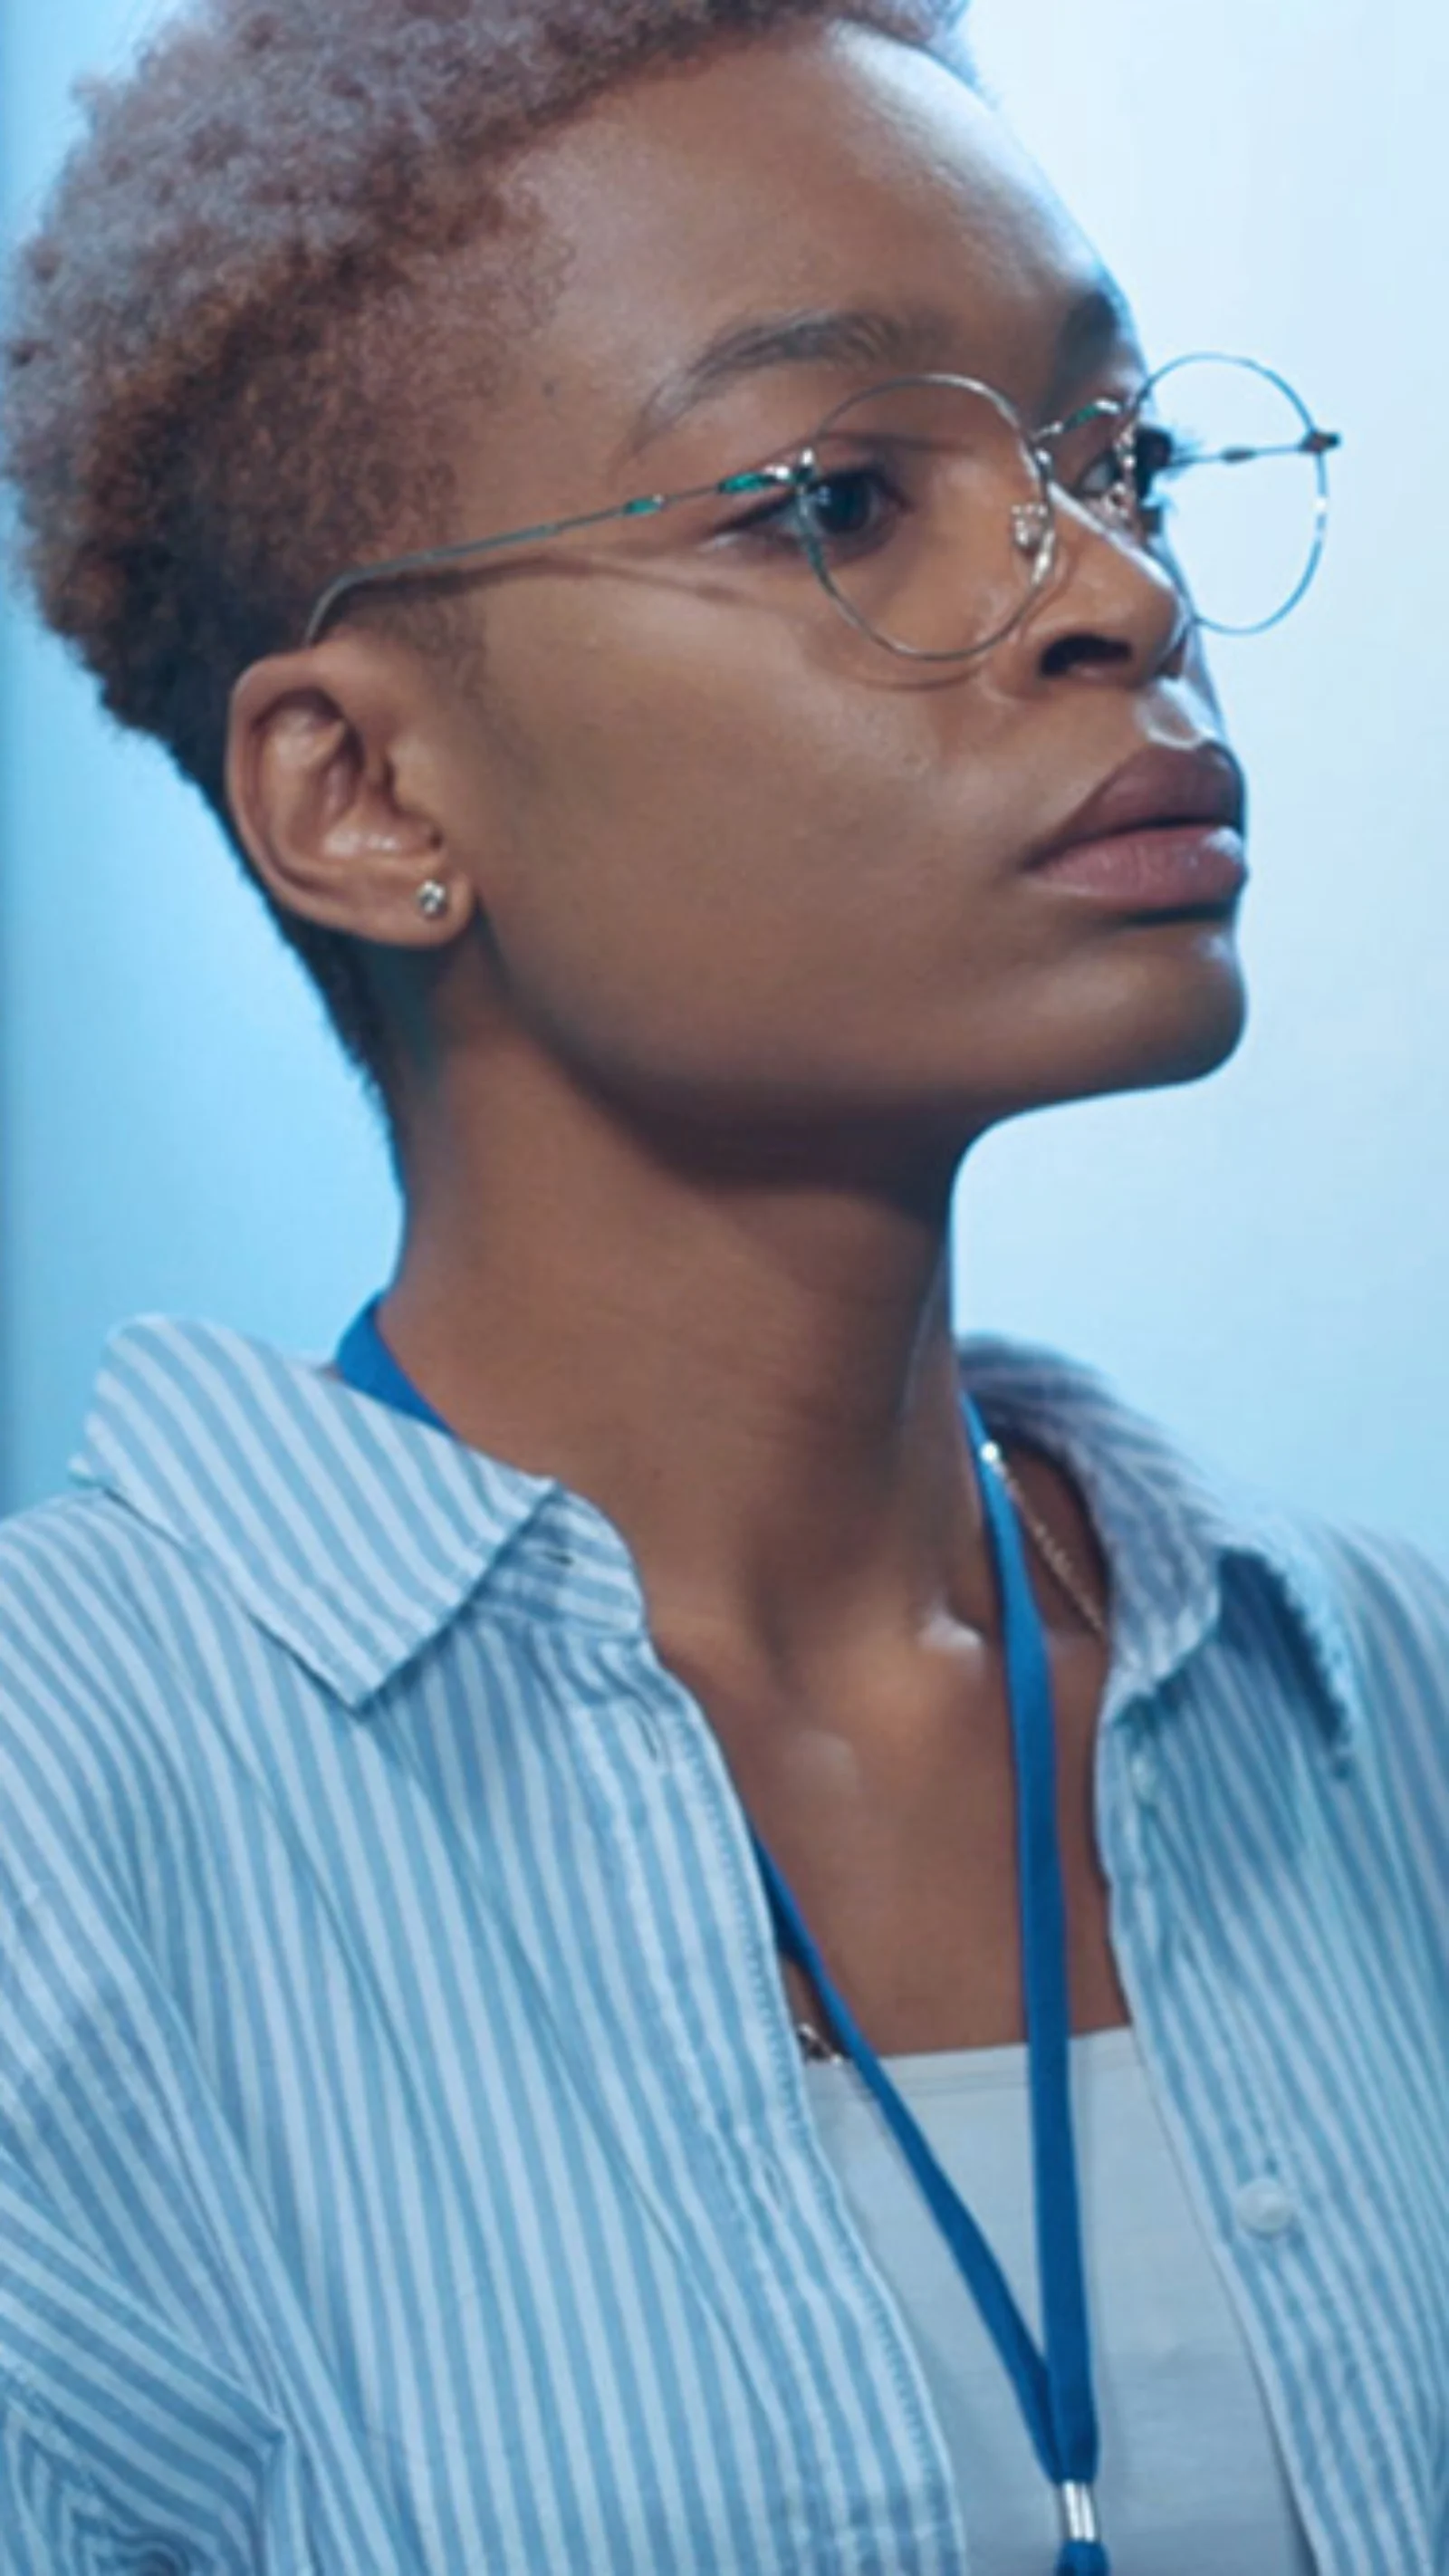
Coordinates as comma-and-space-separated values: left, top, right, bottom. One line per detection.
415, 879, 450, 921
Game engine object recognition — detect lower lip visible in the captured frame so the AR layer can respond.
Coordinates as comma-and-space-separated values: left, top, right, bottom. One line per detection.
1029, 822, 1247, 908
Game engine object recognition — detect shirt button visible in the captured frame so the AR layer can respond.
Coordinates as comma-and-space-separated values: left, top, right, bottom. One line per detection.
1128, 1748, 1159, 1808
1234, 2177, 1299, 2237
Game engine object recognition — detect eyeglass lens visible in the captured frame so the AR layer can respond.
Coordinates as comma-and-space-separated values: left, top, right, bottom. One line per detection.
787, 354, 1329, 658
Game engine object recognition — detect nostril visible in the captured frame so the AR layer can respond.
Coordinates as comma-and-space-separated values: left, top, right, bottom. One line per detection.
1039, 633, 1133, 678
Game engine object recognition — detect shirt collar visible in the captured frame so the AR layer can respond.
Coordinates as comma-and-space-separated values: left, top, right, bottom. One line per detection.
67, 1313, 580, 1706
68, 1313, 1364, 1758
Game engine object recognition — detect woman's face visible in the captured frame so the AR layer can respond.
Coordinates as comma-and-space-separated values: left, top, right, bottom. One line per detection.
417, 19, 1245, 1155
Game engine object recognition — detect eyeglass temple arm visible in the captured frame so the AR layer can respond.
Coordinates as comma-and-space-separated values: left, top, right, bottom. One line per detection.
1032, 389, 1341, 465
1195, 428, 1342, 466
301, 459, 806, 646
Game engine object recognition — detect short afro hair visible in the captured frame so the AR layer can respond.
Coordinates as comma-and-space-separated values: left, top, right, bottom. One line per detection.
2, 0, 975, 1143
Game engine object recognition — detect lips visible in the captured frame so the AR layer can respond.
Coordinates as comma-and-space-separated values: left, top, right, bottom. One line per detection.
1025, 743, 1246, 870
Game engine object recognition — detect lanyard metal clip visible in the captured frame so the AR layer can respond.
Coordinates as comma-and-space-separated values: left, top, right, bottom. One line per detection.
1058, 2480, 1102, 2545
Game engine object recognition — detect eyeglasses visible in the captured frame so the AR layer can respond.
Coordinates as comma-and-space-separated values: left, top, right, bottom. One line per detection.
301, 350, 1341, 660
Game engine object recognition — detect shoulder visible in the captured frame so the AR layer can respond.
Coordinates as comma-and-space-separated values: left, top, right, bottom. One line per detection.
955, 1328, 1192, 1483
960, 1324, 1449, 1604
1307, 1509, 1449, 1639
959, 1325, 1449, 1731
1297, 1513, 1449, 1786
0, 1480, 207, 1706
0, 1485, 219, 1898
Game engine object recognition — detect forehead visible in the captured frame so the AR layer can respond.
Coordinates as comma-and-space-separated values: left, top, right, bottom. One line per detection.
504, 22, 1132, 470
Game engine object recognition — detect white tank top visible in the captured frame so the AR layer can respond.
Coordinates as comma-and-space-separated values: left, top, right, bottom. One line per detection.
804, 2023, 1317, 2572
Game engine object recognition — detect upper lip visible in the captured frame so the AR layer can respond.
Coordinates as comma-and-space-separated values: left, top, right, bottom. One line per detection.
1025, 742, 1246, 868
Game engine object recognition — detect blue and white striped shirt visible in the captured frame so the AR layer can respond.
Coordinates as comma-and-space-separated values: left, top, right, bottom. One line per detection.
1, 1312, 1446, 2574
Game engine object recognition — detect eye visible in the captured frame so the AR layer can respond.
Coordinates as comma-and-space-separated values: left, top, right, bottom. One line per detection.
724, 461, 904, 553
1128, 423, 1182, 524
1072, 419, 1182, 531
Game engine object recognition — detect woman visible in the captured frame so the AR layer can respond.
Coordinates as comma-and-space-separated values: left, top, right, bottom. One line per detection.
1, 2, 1445, 2571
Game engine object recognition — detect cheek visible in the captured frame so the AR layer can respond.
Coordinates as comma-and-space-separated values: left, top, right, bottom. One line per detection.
477, 639, 981, 1090
460, 599, 1243, 1131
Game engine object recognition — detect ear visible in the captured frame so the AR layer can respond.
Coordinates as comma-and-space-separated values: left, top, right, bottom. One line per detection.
226, 637, 476, 945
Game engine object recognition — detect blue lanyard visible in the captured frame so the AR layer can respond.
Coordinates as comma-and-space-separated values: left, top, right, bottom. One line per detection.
332, 1294, 1108, 2575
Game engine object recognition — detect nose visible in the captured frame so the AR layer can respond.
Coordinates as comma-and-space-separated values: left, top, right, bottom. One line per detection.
1011, 494, 1194, 688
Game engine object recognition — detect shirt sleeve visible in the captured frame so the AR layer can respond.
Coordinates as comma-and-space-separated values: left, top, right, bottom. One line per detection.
0, 1914, 318, 2576
0, 2152, 312, 2576
0, 1525, 317, 2576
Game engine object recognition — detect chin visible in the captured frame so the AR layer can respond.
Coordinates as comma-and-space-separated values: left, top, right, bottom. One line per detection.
1028, 928, 1250, 1108
1110, 942, 1247, 1092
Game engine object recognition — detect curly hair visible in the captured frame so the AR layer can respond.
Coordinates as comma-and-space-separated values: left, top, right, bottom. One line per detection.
2, 0, 975, 1144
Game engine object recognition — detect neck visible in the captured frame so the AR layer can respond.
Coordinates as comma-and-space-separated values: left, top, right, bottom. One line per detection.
380, 1061, 993, 1691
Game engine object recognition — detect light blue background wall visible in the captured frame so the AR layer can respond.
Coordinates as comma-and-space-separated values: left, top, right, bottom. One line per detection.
3, 0, 1444, 1550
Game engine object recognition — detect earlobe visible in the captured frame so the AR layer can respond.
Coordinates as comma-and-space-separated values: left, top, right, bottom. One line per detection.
225, 645, 470, 945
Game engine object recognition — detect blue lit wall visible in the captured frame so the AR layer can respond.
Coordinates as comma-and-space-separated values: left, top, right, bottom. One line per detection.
4, 0, 1445, 1554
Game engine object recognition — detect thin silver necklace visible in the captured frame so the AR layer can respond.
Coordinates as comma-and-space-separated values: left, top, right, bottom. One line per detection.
977, 1438, 1111, 1648
794, 1438, 1109, 2065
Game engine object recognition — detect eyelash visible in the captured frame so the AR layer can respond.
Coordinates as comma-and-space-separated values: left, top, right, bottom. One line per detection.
722, 463, 904, 553
719, 421, 1184, 554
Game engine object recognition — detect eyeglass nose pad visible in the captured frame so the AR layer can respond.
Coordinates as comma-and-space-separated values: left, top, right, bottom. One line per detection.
1011, 502, 1051, 561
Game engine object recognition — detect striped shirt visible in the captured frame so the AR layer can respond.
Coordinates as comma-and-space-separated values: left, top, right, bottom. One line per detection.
0, 1310, 1446, 2576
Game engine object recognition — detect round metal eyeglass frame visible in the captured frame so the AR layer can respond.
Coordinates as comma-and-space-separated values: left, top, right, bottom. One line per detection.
300, 350, 1341, 657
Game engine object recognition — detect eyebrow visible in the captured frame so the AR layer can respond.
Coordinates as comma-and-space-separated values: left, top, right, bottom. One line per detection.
621, 276, 1135, 461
